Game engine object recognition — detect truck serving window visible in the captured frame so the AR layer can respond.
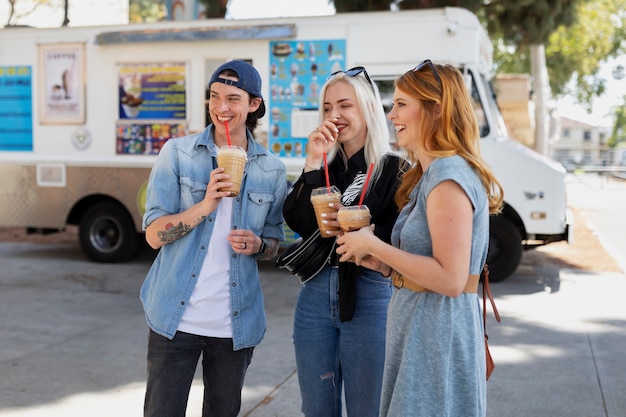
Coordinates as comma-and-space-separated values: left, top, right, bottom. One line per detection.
482, 74, 510, 139
374, 78, 397, 149
468, 74, 489, 138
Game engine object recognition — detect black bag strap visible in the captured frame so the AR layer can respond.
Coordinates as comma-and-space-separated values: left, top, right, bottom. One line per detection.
275, 229, 336, 284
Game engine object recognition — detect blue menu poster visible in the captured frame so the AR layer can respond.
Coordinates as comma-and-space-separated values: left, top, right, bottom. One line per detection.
268, 39, 346, 158
0, 66, 32, 151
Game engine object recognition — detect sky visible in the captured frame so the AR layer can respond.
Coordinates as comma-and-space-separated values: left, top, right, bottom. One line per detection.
1, 0, 621, 128
0, 0, 128, 27
0, 0, 334, 26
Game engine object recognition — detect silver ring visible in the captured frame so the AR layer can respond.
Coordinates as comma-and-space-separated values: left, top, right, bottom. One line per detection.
243, 242, 247, 249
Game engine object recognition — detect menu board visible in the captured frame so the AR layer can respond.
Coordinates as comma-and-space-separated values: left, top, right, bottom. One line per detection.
117, 62, 187, 120
116, 62, 187, 155
116, 122, 188, 155
0, 66, 32, 151
268, 40, 346, 158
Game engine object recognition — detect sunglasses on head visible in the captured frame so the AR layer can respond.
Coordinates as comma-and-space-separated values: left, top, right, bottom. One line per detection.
328, 66, 374, 89
413, 59, 442, 87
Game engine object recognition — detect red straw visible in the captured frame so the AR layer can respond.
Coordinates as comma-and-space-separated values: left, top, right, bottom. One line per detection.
323, 152, 330, 189
224, 120, 231, 146
358, 162, 375, 205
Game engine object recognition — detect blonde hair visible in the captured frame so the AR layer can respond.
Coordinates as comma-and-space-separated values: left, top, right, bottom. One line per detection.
317, 70, 391, 194
394, 63, 503, 214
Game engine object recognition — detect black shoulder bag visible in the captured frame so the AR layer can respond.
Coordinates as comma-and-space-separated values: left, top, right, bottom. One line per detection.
275, 229, 336, 284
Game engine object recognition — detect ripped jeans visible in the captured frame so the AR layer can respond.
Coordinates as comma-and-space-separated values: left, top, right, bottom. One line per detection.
293, 265, 392, 417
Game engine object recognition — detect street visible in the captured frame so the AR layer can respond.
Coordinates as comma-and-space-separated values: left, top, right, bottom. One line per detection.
565, 173, 626, 272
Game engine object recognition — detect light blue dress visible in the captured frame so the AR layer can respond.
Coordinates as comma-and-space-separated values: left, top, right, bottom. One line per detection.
380, 155, 489, 417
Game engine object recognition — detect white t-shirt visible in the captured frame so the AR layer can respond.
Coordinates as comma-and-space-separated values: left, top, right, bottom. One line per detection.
177, 197, 233, 337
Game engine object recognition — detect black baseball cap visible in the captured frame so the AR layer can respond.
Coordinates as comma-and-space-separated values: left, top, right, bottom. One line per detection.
208, 60, 266, 118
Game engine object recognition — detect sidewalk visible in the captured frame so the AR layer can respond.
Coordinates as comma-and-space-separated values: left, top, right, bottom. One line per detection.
0, 251, 623, 417
244, 173, 626, 416
0, 174, 624, 416
245, 264, 626, 417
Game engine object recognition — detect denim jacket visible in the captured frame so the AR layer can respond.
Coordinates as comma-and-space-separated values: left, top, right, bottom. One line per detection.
140, 125, 287, 350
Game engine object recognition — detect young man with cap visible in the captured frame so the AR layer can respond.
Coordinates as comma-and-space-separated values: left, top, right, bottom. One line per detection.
140, 60, 287, 417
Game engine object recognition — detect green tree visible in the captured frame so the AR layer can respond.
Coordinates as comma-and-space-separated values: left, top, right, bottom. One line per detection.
495, 0, 625, 111
334, 0, 391, 12
608, 98, 626, 148
395, 0, 578, 154
129, 0, 166, 23
482, 0, 580, 155
398, 0, 483, 11
197, 0, 228, 18
4, 0, 57, 26
491, 0, 625, 154
546, 0, 625, 108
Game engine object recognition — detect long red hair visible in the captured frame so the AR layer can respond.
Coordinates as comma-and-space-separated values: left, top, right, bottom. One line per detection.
394, 63, 503, 214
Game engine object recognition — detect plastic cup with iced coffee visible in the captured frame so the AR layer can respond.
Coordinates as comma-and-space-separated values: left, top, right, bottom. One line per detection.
337, 205, 371, 232
217, 145, 247, 197
310, 185, 342, 237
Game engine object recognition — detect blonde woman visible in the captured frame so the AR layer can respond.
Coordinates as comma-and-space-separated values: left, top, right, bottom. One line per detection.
283, 66, 406, 417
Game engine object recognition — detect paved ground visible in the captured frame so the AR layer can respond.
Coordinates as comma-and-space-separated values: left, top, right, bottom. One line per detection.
0, 173, 624, 417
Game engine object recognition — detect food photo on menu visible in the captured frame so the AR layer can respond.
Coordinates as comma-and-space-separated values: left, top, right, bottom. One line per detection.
268, 39, 346, 158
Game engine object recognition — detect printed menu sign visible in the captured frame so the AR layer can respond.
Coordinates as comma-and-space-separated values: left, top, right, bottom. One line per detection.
268, 39, 346, 158
116, 122, 188, 155
0, 66, 32, 151
118, 63, 187, 120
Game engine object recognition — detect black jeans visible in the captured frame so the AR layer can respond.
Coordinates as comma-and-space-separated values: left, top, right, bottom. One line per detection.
144, 330, 254, 417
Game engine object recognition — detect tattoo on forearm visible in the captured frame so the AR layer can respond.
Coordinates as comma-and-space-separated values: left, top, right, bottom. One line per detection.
158, 222, 192, 243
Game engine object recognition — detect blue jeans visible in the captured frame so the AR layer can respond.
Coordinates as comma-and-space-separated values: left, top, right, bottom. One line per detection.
144, 330, 254, 417
293, 265, 392, 417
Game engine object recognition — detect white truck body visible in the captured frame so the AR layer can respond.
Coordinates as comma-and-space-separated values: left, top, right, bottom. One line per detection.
0, 7, 570, 280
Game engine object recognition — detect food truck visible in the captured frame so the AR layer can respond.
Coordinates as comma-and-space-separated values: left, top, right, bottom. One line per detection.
0, 7, 571, 281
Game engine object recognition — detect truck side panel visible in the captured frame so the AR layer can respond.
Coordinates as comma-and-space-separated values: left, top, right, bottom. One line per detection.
0, 164, 149, 231
0, 8, 570, 277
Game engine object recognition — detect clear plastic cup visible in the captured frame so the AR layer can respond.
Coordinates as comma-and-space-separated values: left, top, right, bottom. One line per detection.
337, 205, 371, 232
310, 185, 342, 237
216, 145, 247, 197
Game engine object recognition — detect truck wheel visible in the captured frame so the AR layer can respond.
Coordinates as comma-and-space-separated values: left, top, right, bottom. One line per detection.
487, 215, 522, 282
79, 202, 139, 263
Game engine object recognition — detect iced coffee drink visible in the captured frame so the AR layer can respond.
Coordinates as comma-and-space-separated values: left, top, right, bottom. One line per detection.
310, 186, 342, 237
337, 205, 371, 232
217, 145, 247, 197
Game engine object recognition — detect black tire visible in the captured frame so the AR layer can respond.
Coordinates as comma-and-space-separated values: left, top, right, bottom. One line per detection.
487, 215, 523, 282
79, 202, 140, 263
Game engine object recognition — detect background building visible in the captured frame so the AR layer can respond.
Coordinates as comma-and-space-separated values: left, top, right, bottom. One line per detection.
553, 117, 609, 170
